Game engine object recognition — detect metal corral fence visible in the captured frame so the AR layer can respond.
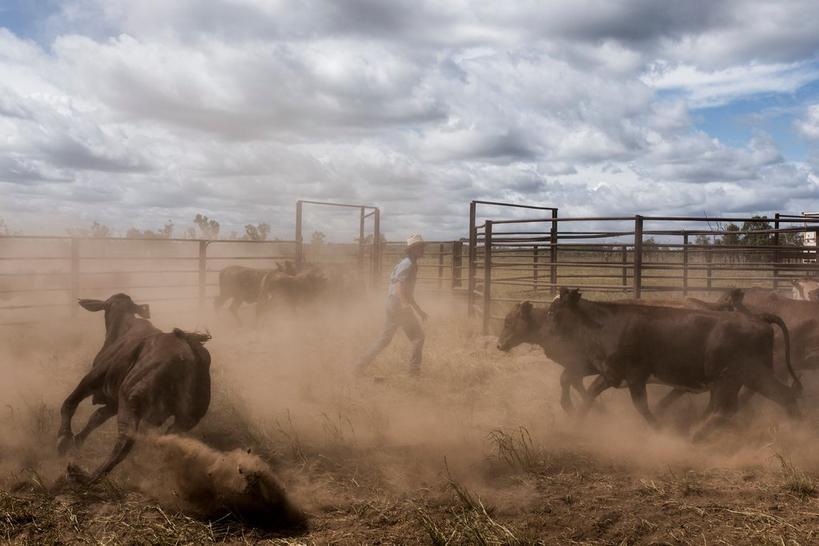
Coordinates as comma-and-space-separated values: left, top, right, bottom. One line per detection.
0, 236, 304, 326
468, 205, 819, 334
0, 234, 469, 327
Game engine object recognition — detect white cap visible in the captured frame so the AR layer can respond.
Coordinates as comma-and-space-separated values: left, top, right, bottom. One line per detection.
406, 234, 424, 247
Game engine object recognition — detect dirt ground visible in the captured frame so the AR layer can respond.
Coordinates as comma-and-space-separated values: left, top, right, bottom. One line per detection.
3, 294, 819, 545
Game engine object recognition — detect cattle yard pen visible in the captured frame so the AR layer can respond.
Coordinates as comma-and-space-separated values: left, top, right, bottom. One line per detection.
468, 207, 819, 333
3, 201, 819, 330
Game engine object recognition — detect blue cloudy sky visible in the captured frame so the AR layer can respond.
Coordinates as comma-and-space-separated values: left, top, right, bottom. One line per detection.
1, 0, 818, 239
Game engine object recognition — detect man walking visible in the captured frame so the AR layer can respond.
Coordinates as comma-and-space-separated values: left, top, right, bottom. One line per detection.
356, 234, 428, 376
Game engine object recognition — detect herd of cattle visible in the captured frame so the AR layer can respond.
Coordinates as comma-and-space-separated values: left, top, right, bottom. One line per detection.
498, 279, 819, 441
54, 265, 819, 485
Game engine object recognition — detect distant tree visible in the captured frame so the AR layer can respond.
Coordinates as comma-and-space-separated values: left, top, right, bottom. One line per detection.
0, 217, 11, 236
244, 223, 271, 241
694, 234, 712, 246
356, 233, 387, 244
311, 230, 326, 248
125, 220, 173, 239
719, 223, 741, 246
67, 221, 113, 238
740, 216, 773, 246
194, 214, 220, 239
782, 230, 804, 247
90, 221, 111, 238
183, 227, 197, 239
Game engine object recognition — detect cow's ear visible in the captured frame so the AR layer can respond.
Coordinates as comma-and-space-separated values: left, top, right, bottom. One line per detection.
520, 301, 533, 316
729, 289, 744, 305
135, 304, 151, 319
559, 287, 570, 300
78, 299, 106, 312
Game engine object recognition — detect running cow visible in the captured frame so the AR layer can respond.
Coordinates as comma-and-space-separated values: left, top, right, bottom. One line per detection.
57, 293, 212, 484
499, 289, 801, 439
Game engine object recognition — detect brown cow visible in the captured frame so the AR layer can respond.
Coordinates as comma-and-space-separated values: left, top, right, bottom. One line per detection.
215, 262, 326, 323
57, 293, 211, 484
498, 299, 699, 416
556, 289, 800, 438
500, 289, 801, 440
688, 288, 819, 372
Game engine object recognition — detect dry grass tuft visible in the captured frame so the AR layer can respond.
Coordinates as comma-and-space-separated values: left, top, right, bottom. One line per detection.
411, 462, 532, 546
774, 453, 817, 498
487, 427, 538, 471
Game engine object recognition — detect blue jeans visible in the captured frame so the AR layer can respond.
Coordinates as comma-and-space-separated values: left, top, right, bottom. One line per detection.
356, 297, 425, 373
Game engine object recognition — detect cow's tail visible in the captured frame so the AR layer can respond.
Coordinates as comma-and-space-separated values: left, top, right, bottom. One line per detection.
761, 313, 802, 396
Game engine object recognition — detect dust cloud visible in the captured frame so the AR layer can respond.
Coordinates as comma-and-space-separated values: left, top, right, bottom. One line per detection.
1, 249, 818, 528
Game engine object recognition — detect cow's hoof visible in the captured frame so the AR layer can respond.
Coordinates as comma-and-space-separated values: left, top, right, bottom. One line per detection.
56, 433, 74, 456
66, 463, 91, 485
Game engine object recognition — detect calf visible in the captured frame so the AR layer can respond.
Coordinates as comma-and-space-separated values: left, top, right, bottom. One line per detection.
57, 293, 211, 484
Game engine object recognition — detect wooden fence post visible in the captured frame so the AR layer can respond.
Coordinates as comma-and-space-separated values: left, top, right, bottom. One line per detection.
451, 241, 463, 289
533, 245, 540, 292
621, 244, 628, 291
295, 200, 304, 269
70, 238, 79, 316
483, 221, 493, 335
706, 246, 713, 290
549, 210, 558, 295
198, 240, 208, 310
773, 213, 780, 290
682, 232, 689, 296
358, 207, 365, 270
633, 216, 643, 299
372, 208, 381, 286
468, 201, 477, 316
438, 243, 444, 289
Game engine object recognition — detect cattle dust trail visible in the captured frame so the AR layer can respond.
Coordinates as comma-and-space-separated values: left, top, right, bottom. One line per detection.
3, 260, 819, 542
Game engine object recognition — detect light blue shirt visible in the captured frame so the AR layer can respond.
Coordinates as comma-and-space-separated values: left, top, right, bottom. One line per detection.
387, 257, 417, 298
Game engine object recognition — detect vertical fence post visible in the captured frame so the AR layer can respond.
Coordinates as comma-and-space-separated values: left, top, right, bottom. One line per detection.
295, 200, 304, 269
483, 221, 493, 335
359, 207, 365, 270
706, 244, 713, 290
372, 208, 381, 286
549, 209, 558, 295
70, 238, 79, 316
452, 241, 463, 288
621, 244, 628, 291
682, 232, 689, 296
773, 213, 780, 290
533, 245, 540, 292
468, 201, 477, 316
633, 215, 644, 299
438, 243, 444, 289
198, 240, 207, 310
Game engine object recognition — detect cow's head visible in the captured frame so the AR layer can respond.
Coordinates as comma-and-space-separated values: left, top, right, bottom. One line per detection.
79, 293, 151, 319
497, 301, 539, 352
713, 288, 744, 310
545, 288, 600, 337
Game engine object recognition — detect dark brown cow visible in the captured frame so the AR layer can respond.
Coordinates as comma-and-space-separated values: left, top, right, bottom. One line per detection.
688, 288, 819, 372
556, 289, 801, 438
500, 289, 801, 439
257, 266, 327, 315
498, 299, 696, 416
57, 293, 211, 484
215, 262, 326, 323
